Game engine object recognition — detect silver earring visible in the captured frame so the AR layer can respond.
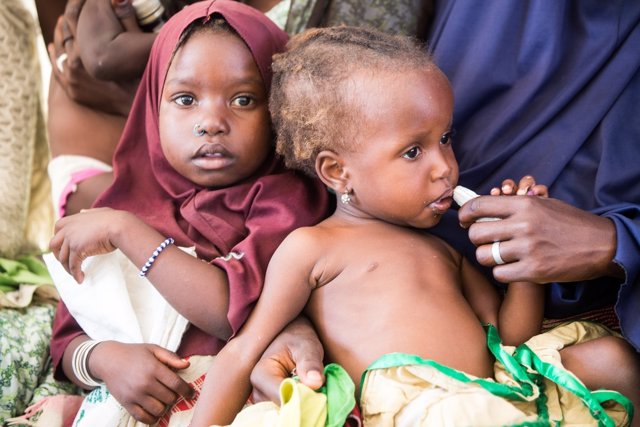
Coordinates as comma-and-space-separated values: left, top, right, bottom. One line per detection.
193, 123, 206, 137
341, 190, 351, 205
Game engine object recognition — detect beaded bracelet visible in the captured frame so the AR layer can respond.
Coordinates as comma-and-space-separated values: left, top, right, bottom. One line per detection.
139, 237, 174, 277
71, 340, 103, 388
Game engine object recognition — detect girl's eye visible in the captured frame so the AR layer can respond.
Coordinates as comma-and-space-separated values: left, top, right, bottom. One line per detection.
402, 146, 422, 160
232, 95, 254, 107
440, 129, 456, 145
175, 95, 195, 106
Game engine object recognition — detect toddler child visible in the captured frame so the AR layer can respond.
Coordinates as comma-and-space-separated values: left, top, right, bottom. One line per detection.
46, 2, 329, 425
191, 26, 634, 427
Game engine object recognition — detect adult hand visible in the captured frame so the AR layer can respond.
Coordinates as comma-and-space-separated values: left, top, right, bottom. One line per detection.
49, 208, 135, 282
250, 316, 325, 403
89, 341, 193, 424
459, 196, 619, 284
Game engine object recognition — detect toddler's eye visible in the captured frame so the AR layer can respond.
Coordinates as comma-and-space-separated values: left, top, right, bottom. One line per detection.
402, 146, 422, 159
440, 129, 456, 145
232, 95, 254, 107
175, 95, 195, 106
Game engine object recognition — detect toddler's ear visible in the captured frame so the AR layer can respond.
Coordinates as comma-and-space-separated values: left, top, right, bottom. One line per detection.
315, 150, 350, 194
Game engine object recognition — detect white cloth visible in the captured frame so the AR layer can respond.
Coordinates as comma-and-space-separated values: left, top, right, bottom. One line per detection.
43, 248, 195, 426
47, 155, 112, 220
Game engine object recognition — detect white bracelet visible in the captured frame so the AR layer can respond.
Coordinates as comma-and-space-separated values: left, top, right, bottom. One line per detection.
71, 340, 103, 388
139, 237, 174, 277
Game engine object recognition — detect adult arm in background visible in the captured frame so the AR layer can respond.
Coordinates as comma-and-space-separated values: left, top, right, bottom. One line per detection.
43, 0, 138, 215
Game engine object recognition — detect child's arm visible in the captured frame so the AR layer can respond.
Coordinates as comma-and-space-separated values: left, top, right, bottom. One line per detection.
50, 207, 233, 340
490, 176, 548, 345
498, 281, 545, 345
459, 176, 548, 345
460, 253, 545, 346
76, 0, 156, 82
190, 228, 319, 427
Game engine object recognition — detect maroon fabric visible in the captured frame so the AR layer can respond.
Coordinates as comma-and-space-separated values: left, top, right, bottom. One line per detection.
50, 0, 330, 380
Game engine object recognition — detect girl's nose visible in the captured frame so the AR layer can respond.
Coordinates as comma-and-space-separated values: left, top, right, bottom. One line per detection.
192, 103, 230, 137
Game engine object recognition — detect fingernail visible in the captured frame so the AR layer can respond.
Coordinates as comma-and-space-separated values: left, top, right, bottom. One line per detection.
307, 370, 322, 381
502, 185, 511, 193
516, 188, 527, 195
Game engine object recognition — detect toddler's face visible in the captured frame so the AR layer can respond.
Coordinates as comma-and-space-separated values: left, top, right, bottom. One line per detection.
341, 68, 458, 229
159, 30, 271, 188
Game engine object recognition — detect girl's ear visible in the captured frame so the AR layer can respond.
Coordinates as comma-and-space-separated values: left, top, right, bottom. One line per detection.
315, 150, 350, 194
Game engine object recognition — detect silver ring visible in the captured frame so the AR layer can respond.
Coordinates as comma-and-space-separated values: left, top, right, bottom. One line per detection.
56, 53, 68, 73
492, 241, 505, 265
193, 123, 206, 137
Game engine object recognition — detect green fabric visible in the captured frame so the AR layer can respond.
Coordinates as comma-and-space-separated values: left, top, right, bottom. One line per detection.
0, 301, 78, 423
318, 363, 355, 427
0, 256, 53, 291
294, 363, 355, 427
514, 344, 634, 427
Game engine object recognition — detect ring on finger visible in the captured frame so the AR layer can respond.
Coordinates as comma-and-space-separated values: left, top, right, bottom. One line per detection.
492, 241, 506, 265
56, 52, 68, 72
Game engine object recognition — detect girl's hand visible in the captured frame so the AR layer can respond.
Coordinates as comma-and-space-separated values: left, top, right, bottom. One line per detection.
49, 207, 133, 282
489, 175, 549, 198
89, 341, 193, 424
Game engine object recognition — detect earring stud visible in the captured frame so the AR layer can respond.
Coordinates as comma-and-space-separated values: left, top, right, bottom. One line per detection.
193, 123, 206, 137
341, 190, 351, 205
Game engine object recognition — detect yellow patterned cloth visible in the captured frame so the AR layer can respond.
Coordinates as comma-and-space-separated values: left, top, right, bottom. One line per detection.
360, 321, 632, 426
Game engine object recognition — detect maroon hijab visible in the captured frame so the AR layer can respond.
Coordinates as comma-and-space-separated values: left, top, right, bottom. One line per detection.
51, 1, 330, 372
95, 0, 291, 259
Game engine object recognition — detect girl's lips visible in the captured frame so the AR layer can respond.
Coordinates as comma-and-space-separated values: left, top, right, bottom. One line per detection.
193, 143, 233, 170
193, 153, 233, 170
429, 196, 453, 215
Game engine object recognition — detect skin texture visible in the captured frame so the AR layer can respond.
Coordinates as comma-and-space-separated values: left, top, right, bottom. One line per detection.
50, 28, 271, 424
190, 67, 546, 426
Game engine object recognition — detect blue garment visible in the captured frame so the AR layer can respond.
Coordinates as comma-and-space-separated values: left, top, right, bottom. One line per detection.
427, 0, 640, 351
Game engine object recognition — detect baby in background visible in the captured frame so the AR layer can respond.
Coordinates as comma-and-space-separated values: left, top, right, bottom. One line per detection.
191, 26, 634, 427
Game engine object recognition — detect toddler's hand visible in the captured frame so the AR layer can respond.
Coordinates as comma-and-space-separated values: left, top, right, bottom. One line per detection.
490, 175, 548, 198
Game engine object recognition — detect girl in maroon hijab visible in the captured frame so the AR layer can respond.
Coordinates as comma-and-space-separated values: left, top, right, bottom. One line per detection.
48, 1, 330, 423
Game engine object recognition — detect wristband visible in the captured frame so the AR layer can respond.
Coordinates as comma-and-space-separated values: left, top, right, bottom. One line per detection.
139, 237, 174, 277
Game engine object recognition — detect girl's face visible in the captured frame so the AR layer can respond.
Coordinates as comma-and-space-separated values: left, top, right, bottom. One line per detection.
340, 68, 458, 229
159, 29, 271, 188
